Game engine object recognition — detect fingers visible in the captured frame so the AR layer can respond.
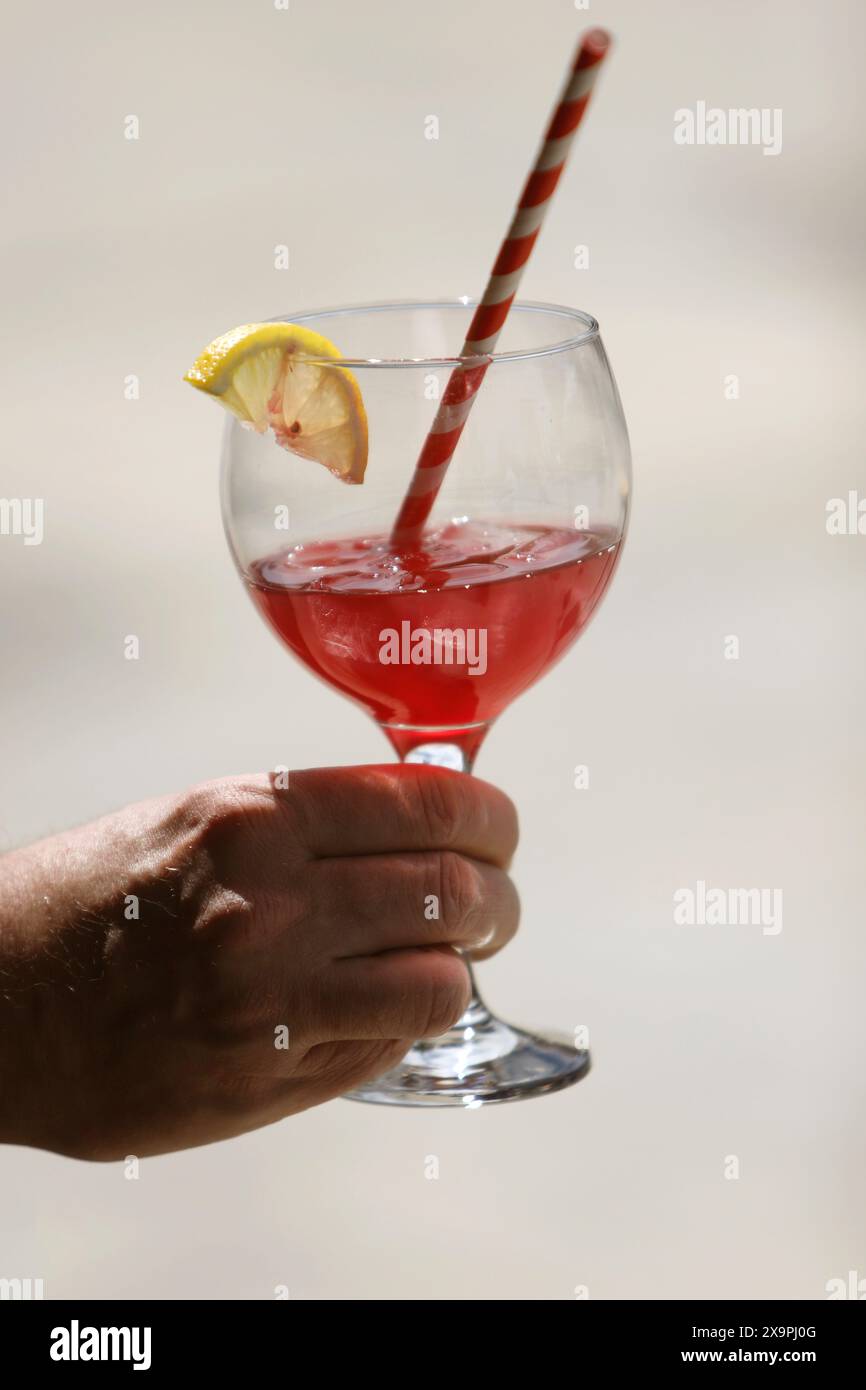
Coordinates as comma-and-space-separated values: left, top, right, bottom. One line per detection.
279, 764, 518, 867
314, 946, 472, 1042
305, 852, 520, 961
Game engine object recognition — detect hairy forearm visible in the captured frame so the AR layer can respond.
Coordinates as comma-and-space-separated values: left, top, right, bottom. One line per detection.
0, 832, 118, 1153
0, 845, 58, 1148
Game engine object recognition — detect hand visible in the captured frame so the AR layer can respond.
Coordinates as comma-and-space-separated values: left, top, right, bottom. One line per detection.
0, 766, 519, 1159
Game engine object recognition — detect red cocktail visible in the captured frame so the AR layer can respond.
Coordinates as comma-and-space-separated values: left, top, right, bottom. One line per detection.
248, 520, 620, 763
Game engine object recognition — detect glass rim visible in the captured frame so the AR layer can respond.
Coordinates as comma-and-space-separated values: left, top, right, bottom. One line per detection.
267, 299, 600, 368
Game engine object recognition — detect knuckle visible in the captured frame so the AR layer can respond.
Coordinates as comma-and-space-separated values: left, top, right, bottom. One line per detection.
436, 851, 483, 931
200, 1013, 262, 1052
180, 777, 275, 841
416, 962, 471, 1037
195, 889, 257, 951
414, 770, 464, 847
200, 971, 302, 1054
170, 777, 302, 891
212, 1069, 272, 1117
172, 779, 220, 835
176, 779, 249, 852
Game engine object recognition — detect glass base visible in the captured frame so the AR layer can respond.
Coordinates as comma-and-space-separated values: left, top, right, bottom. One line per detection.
347, 731, 591, 1107
343, 1005, 590, 1108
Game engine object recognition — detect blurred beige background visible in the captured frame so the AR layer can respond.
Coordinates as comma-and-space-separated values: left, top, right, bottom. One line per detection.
1, 0, 864, 1299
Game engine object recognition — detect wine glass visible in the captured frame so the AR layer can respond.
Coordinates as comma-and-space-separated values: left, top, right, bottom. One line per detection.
221, 300, 630, 1106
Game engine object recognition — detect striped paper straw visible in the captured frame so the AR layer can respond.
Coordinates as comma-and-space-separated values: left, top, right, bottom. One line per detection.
390, 28, 611, 548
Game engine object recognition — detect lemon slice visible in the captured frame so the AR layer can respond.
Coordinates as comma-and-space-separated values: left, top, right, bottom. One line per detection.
184, 323, 368, 483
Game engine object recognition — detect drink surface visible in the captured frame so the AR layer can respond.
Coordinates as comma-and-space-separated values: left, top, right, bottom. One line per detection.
247, 520, 621, 733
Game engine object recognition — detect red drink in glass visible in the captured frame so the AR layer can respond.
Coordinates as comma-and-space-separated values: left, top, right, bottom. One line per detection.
247, 519, 620, 758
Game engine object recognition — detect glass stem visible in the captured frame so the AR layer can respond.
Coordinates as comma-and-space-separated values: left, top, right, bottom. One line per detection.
400, 737, 493, 1029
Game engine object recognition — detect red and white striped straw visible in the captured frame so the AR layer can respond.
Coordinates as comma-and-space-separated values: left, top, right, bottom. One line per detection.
390, 28, 611, 548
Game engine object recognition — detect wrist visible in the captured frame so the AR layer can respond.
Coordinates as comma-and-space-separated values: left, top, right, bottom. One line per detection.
0, 846, 97, 1153
0, 861, 40, 1147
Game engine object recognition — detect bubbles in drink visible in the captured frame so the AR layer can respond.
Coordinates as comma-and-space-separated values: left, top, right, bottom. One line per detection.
256, 519, 618, 595
247, 519, 622, 730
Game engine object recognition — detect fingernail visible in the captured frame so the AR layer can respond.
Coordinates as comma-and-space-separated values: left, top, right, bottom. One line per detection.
468, 925, 495, 949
